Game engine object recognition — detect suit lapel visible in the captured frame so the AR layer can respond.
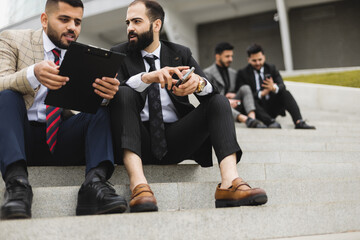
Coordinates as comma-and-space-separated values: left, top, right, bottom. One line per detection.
160, 43, 181, 69
247, 65, 257, 91
31, 29, 44, 64
212, 64, 225, 88
124, 50, 147, 100
126, 51, 146, 76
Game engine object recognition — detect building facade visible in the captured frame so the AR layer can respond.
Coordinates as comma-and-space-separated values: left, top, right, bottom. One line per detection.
1, 0, 359, 71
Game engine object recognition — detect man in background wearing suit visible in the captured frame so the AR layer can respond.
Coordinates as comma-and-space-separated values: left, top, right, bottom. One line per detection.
236, 44, 315, 129
204, 42, 266, 128
0, 0, 127, 220
110, 0, 267, 212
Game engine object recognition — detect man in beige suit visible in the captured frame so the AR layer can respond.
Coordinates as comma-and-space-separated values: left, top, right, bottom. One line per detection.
0, 0, 127, 220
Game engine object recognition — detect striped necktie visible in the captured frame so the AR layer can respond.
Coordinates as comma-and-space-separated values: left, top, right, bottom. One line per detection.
46, 48, 63, 153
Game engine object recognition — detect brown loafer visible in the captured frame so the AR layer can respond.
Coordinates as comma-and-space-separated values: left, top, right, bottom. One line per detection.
215, 178, 267, 208
130, 184, 158, 212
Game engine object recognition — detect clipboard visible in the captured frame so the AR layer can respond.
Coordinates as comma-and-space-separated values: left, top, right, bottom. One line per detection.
45, 42, 125, 113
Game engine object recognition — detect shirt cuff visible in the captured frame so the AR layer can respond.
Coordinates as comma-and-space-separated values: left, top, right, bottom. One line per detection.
26, 64, 41, 89
126, 72, 151, 92
196, 78, 213, 96
258, 91, 262, 99
273, 84, 279, 94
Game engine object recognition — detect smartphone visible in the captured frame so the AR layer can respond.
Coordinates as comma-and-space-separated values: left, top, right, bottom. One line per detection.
174, 67, 195, 88
265, 73, 272, 79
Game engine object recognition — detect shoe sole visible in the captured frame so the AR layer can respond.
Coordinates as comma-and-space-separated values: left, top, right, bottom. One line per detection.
76, 201, 128, 216
1, 207, 31, 220
215, 194, 268, 208
130, 203, 158, 213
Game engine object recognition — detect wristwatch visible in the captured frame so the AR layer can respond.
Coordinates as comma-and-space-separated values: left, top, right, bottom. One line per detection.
196, 78, 206, 93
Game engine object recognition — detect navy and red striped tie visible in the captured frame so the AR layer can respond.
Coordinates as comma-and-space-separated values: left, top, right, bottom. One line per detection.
46, 48, 62, 153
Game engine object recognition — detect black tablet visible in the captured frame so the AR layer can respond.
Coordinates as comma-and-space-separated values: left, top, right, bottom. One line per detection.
45, 42, 125, 113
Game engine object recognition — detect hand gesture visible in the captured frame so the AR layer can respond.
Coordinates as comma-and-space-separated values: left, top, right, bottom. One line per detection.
93, 75, 120, 100
226, 92, 236, 99
262, 76, 276, 92
229, 99, 241, 108
172, 69, 200, 96
141, 66, 189, 90
34, 60, 69, 90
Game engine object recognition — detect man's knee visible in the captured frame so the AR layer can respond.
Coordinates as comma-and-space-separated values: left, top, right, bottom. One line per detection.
0, 90, 23, 103
208, 94, 232, 114
0, 90, 26, 111
110, 86, 141, 109
94, 107, 110, 121
239, 85, 252, 97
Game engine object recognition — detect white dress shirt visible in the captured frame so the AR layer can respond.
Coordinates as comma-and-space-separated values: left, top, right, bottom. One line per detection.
126, 43, 213, 123
26, 31, 66, 122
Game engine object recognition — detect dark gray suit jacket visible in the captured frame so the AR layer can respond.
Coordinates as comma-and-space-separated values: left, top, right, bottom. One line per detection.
204, 63, 240, 120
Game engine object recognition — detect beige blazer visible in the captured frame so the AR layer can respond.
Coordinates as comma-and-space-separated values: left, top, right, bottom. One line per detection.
0, 28, 44, 109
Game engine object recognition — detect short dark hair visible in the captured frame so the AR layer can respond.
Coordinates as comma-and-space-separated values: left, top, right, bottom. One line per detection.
247, 43, 264, 57
215, 42, 234, 55
129, 0, 165, 31
46, 0, 84, 12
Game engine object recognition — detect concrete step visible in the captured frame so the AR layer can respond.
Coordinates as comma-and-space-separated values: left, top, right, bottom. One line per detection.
239, 141, 360, 152
267, 232, 360, 240
236, 132, 360, 144
1, 159, 359, 188
1, 178, 359, 218
241, 151, 360, 164
1, 201, 359, 240
235, 127, 360, 139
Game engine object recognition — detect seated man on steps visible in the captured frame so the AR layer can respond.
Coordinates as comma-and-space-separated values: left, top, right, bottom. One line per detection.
236, 44, 316, 129
109, 0, 268, 212
0, 0, 127, 220
204, 42, 266, 128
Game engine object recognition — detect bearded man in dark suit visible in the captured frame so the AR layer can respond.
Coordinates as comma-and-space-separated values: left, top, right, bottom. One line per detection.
236, 44, 315, 129
110, 0, 267, 212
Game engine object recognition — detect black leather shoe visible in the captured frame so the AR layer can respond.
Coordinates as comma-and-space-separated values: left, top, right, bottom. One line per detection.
1, 177, 33, 220
76, 177, 127, 216
246, 118, 267, 128
295, 120, 316, 129
268, 121, 282, 128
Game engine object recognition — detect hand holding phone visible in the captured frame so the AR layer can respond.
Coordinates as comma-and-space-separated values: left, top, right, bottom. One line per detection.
174, 67, 195, 88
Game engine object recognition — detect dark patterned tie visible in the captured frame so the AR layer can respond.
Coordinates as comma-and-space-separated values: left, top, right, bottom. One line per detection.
257, 70, 264, 90
46, 48, 63, 153
144, 56, 167, 160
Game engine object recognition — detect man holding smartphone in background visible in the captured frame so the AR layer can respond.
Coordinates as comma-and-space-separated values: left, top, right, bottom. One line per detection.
236, 43, 315, 129
109, 0, 267, 212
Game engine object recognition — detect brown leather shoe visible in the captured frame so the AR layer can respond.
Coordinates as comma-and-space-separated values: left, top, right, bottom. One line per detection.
130, 184, 158, 212
215, 178, 267, 208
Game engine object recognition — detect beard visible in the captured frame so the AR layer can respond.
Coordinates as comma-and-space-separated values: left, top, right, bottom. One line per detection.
128, 24, 154, 52
47, 23, 77, 49
219, 59, 231, 68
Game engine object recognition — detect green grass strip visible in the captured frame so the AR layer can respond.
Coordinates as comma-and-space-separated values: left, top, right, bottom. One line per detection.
284, 70, 360, 88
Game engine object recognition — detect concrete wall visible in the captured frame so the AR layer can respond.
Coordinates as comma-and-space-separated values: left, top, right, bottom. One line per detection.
197, 11, 285, 71
197, 0, 360, 71
285, 81, 360, 114
289, 0, 360, 69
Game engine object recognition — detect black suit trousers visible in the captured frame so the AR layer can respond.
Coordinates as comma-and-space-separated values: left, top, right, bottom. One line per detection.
110, 86, 241, 166
0, 90, 114, 179
255, 90, 302, 125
